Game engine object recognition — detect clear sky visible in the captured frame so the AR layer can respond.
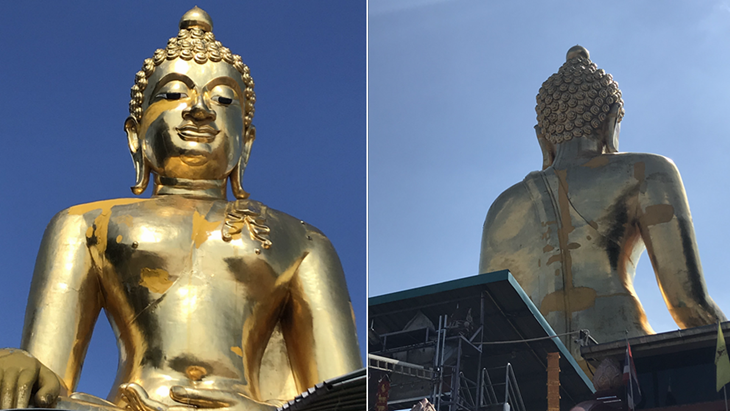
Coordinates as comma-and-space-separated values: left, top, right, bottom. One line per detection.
369, 0, 730, 337
0, 1, 364, 398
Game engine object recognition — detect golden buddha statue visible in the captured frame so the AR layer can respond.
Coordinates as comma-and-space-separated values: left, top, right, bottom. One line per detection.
0, 7, 361, 411
479, 45, 726, 362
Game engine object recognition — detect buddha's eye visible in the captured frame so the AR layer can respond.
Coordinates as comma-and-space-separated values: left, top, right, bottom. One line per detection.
212, 96, 233, 106
156, 92, 188, 100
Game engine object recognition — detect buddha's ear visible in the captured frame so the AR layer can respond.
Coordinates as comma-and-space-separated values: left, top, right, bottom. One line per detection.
231, 125, 256, 199
125, 116, 149, 195
604, 104, 621, 154
535, 125, 555, 170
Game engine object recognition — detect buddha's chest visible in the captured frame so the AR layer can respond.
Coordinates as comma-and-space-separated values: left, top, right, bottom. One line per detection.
95, 203, 305, 314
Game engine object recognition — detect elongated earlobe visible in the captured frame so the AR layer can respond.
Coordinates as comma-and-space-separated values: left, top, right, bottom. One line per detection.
535, 125, 555, 170
231, 126, 256, 199
125, 116, 150, 195
604, 104, 621, 154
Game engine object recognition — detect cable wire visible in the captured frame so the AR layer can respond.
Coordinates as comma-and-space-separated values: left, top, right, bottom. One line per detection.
474, 329, 583, 345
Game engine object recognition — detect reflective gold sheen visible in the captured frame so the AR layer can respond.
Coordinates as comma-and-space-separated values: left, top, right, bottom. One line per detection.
479, 46, 726, 363
0, 8, 360, 411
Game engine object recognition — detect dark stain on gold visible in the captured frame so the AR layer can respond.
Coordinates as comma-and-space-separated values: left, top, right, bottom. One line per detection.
582, 156, 609, 168
642, 204, 675, 226
540, 287, 597, 315
546, 255, 562, 265
554, 169, 577, 332
634, 162, 645, 182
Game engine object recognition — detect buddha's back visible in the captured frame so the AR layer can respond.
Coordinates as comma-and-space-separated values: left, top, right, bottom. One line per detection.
479, 46, 725, 363
480, 152, 680, 355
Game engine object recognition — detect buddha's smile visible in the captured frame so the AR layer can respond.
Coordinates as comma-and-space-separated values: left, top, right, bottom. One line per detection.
176, 123, 220, 143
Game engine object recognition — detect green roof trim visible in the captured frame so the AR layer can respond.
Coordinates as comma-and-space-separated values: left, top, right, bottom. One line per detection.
368, 270, 511, 306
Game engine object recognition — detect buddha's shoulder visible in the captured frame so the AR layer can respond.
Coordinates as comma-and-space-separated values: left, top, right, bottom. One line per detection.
491, 179, 533, 208
485, 179, 534, 222
62, 198, 150, 216
42, 198, 151, 234
577, 152, 677, 172
609, 152, 679, 173
48, 198, 148, 221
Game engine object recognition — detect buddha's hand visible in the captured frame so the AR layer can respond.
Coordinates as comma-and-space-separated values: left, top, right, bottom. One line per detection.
121, 383, 275, 411
0, 348, 61, 409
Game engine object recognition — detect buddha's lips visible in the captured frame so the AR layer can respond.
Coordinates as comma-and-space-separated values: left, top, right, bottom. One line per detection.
176, 125, 220, 142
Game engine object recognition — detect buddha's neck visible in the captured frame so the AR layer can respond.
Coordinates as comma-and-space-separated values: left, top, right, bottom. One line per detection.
153, 175, 227, 200
551, 136, 605, 169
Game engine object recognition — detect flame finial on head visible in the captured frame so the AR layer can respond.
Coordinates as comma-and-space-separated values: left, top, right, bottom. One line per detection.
179, 6, 213, 32
566, 45, 589, 61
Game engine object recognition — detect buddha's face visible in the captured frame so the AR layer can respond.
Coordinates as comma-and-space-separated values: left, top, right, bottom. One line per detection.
138, 59, 247, 180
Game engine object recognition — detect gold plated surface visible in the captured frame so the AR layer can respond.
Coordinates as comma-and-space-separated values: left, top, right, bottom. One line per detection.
0, 8, 360, 411
479, 46, 726, 362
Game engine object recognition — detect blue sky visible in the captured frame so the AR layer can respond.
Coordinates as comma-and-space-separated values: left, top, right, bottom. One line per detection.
369, 0, 730, 335
0, 1, 364, 398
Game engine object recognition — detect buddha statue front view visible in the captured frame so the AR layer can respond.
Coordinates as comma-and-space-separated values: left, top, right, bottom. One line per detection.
479, 46, 725, 362
0, 8, 361, 411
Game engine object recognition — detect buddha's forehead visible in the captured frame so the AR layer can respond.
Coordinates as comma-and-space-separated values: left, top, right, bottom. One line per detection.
144, 59, 246, 102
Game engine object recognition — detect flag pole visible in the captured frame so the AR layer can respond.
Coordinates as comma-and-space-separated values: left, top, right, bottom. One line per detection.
626, 332, 634, 411
718, 321, 730, 411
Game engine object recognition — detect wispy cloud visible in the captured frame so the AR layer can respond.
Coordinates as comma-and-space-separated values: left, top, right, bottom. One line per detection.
369, 0, 456, 16
698, 0, 730, 35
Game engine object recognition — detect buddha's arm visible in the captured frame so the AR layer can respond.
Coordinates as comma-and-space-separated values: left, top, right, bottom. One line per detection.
479, 193, 505, 274
479, 182, 539, 276
636, 156, 726, 327
281, 232, 361, 391
20, 209, 103, 392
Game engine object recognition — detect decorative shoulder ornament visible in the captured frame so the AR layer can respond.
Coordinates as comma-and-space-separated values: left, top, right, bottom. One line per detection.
535, 45, 624, 145
222, 200, 272, 250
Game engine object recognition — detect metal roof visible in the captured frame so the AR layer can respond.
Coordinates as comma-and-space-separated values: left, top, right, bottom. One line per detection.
369, 270, 595, 411
581, 321, 730, 363
276, 368, 365, 411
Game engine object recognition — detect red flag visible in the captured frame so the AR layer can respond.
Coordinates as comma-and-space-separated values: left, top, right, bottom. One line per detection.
375, 377, 390, 411
623, 341, 642, 410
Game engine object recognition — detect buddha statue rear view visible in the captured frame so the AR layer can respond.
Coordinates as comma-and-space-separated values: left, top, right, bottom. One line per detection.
479, 46, 725, 362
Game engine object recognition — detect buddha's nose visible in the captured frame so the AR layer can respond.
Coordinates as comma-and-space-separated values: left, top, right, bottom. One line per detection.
183, 94, 216, 122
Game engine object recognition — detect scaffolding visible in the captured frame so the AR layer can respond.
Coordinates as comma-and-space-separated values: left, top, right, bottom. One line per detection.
369, 307, 525, 411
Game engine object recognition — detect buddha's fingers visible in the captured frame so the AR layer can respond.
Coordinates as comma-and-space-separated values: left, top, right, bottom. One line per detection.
0, 367, 18, 409
170, 386, 232, 408
121, 383, 166, 411
170, 387, 274, 411
14, 368, 36, 408
34, 365, 60, 407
